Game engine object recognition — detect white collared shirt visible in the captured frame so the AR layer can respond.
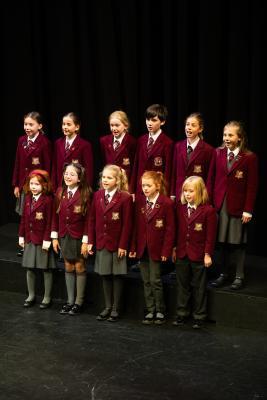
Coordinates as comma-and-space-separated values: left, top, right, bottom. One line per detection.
105, 188, 117, 202
28, 132, 39, 143
146, 192, 159, 209
187, 137, 200, 151
227, 147, 240, 158
148, 129, 162, 143
65, 134, 77, 148
113, 132, 126, 146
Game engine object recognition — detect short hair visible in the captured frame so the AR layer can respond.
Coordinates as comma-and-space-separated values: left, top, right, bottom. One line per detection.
145, 104, 168, 122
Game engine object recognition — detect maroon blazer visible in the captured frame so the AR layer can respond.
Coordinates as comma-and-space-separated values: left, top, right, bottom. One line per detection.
52, 188, 91, 239
99, 133, 137, 181
52, 136, 94, 189
19, 193, 54, 244
130, 132, 174, 194
175, 203, 217, 262
130, 194, 175, 261
88, 189, 133, 252
12, 134, 52, 190
213, 147, 258, 216
171, 139, 216, 200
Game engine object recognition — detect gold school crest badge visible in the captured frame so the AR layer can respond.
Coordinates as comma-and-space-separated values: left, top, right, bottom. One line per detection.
32, 157, 40, 165
112, 212, 120, 220
74, 205, 82, 213
154, 157, 163, 166
193, 165, 202, 173
194, 223, 203, 231
235, 170, 243, 179
35, 212, 43, 220
155, 219, 164, 228
122, 158, 130, 166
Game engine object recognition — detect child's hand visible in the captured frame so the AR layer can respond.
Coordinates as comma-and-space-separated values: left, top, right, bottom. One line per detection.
52, 239, 60, 253
88, 244, 94, 255
81, 243, 88, 258
131, 193, 135, 202
172, 247, 177, 262
204, 253, 212, 268
14, 187, 20, 198
129, 252, 136, 258
118, 248, 127, 258
241, 212, 252, 224
161, 256, 167, 261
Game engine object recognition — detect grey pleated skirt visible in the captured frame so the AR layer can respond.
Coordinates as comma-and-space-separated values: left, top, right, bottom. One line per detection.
22, 242, 56, 269
60, 235, 83, 260
217, 197, 247, 244
95, 248, 127, 275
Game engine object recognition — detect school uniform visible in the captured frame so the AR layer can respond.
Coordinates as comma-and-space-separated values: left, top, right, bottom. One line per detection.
19, 193, 55, 269
52, 136, 94, 189
171, 139, 216, 200
212, 147, 258, 282
12, 133, 52, 191
131, 194, 175, 314
88, 189, 133, 275
174, 203, 217, 321
130, 132, 174, 194
51, 187, 90, 260
99, 133, 137, 182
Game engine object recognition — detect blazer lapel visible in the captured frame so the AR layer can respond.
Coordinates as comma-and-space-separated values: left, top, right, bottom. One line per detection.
228, 152, 244, 174
104, 190, 120, 213
147, 195, 162, 221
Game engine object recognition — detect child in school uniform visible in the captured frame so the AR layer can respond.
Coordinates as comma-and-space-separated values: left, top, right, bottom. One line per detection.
172, 176, 217, 329
19, 169, 55, 308
130, 104, 174, 195
52, 162, 92, 315
99, 110, 137, 183
88, 164, 133, 322
51, 112, 94, 189
171, 112, 215, 202
129, 171, 175, 325
211, 121, 258, 290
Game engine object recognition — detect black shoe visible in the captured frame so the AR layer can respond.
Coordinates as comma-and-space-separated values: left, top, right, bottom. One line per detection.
17, 249, 24, 257
192, 319, 204, 329
211, 274, 227, 288
69, 304, 82, 315
107, 310, 119, 322
230, 277, 243, 290
172, 316, 186, 326
23, 298, 36, 308
142, 312, 154, 325
96, 308, 111, 321
39, 301, 52, 309
154, 312, 166, 325
59, 303, 73, 315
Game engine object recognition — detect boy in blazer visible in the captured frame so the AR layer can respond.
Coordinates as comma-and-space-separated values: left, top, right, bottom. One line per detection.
130, 104, 173, 195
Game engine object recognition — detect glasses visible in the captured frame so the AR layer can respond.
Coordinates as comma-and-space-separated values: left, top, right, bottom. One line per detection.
64, 172, 78, 177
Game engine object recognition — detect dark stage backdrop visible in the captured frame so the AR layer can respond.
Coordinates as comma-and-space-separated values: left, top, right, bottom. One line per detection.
1, 0, 265, 255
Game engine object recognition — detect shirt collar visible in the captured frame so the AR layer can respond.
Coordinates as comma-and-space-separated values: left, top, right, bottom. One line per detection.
68, 186, 78, 195
187, 137, 200, 150
187, 203, 197, 209
113, 132, 126, 144
146, 192, 159, 206
28, 132, 39, 142
227, 147, 240, 157
105, 188, 117, 200
66, 134, 77, 147
148, 129, 161, 142
32, 193, 41, 201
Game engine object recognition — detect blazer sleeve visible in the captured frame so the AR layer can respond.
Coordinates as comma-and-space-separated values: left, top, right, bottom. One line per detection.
204, 207, 218, 256
118, 194, 133, 250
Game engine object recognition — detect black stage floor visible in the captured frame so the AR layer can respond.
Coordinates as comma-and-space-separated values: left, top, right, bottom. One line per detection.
0, 223, 267, 399
0, 290, 267, 400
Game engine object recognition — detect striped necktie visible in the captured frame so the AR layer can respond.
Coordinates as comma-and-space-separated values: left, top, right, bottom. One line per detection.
113, 140, 120, 151
147, 136, 154, 152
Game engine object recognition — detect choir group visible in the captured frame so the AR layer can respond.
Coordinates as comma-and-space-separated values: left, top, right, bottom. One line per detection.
12, 105, 258, 328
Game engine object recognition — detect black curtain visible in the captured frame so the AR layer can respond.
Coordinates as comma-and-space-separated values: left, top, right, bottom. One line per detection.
1, 0, 265, 255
